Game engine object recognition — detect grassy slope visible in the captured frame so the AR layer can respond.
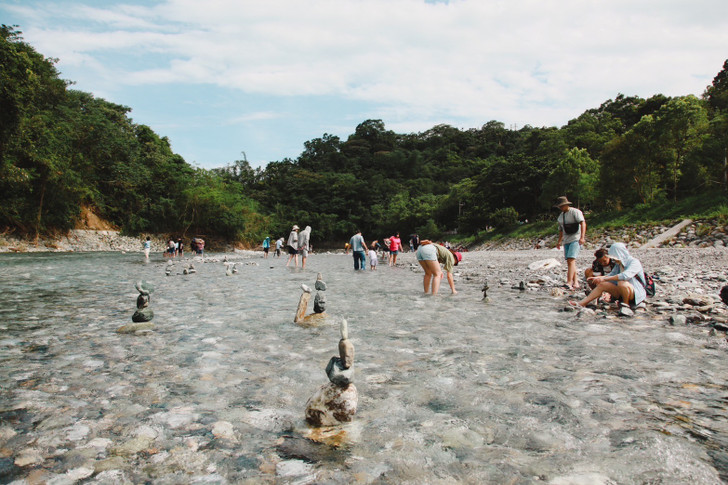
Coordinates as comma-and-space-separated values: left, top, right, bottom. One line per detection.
459, 191, 728, 246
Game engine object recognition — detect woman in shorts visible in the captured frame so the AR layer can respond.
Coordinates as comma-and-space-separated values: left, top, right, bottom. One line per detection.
415, 240, 461, 295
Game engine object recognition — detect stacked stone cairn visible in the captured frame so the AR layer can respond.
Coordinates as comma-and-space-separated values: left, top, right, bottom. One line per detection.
294, 273, 327, 324
117, 280, 155, 334
305, 319, 358, 426
225, 262, 237, 276
314, 272, 326, 313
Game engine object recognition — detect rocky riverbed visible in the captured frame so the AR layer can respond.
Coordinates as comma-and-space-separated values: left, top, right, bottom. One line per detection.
2, 246, 728, 483
459, 246, 728, 333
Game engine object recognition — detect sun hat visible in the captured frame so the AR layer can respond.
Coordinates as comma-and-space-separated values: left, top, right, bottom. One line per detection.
454, 251, 462, 264
553, 196, 572, 208
292, 225, 299, 230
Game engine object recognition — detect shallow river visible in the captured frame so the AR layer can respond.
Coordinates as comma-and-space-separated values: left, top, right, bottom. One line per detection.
1, 251, 727, 484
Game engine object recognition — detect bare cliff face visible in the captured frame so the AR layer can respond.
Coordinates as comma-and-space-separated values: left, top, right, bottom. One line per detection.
75, 206, 117, 231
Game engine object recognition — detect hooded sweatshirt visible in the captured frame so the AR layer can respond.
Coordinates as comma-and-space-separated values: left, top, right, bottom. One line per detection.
607, 243, 646, 305
299, 226, 311, 251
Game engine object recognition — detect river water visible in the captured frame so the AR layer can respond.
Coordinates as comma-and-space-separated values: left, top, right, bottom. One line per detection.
1, 251, 727, 484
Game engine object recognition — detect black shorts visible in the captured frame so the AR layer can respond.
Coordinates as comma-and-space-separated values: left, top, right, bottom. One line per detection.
287, 245, 298, 255
264, 247, 269, 253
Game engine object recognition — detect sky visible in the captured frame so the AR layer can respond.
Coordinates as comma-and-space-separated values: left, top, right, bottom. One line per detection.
2, 0, 727, 169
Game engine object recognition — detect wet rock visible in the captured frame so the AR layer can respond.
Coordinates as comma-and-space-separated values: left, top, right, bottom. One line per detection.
326, 357, 354, 387
117, 322, 155, 334
212, 421, 236, 441
131, 308, 154, 323
111, 435, 154, 456
305, 382, 358, 426
14, 448, 44, 467
131, 280, 154, 322
276, 459, 316, 481
64, 466, 95, 481
338, 319, 354, 369
315, 273, 327, 291
314, 291, 326, 313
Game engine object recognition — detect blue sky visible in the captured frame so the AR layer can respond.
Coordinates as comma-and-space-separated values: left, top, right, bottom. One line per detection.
2, 0, 727, 169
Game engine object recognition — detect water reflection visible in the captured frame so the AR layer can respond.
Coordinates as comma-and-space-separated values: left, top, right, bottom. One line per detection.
0, 251, 726, 483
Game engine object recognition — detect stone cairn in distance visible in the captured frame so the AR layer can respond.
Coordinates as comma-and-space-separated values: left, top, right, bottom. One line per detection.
294, 273, 327, 324
117, 280, 155, 334
305, 319, 358, 426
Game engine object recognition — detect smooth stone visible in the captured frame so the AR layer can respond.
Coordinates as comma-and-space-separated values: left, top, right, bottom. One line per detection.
94, 456, 125, 473
65, 467, 94, 481
301, 284, 312, 293
15, 448, 44, 467
618, 306, 634, 317
326, 356, 354, 386
305, 382, 358, 427
135, 280, 154, 295
684, 294, 713, 307
294, 292, 311, 323
670, 315, 688, 326
131, 308, 154, 322
212, 421, 236, 440
314, 292, 326, 313
338, 339, 354, 369
118, 322, 155, 334
111, 435, 154, 456
527, 258, 560, 270
315, 280, 327, 291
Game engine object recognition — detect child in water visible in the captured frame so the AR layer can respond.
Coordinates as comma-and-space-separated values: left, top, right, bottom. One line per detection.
368, 247, 378, 270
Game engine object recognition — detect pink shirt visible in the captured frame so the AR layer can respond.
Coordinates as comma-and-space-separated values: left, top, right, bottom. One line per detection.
390, 237, 402, 251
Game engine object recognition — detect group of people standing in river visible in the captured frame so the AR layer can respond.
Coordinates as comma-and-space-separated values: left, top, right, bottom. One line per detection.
347, 229, 462, 295
553, 196, 648, 311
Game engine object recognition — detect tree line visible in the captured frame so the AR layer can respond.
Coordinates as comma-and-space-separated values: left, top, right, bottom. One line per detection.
2, 25, 727, 247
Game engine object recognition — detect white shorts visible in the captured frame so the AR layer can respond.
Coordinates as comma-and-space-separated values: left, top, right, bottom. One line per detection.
416, 244, 437, 261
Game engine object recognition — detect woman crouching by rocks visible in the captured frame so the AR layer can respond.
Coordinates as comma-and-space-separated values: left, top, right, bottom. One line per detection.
570, 243, 646, 310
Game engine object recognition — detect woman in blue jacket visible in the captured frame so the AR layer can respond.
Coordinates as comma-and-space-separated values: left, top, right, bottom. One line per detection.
571, 243, 646, 309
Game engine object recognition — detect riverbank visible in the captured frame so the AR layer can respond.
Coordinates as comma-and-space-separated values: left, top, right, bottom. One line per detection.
3, 217, 727, 254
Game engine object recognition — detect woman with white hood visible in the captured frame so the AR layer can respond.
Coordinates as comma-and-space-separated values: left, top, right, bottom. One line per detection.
571, 243, 646, 309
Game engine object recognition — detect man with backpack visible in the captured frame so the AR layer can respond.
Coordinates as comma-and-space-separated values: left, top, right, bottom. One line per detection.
554, 196, 586, 290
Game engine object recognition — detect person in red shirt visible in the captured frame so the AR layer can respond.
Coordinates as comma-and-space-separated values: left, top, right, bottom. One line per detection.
389, 232, 402, 266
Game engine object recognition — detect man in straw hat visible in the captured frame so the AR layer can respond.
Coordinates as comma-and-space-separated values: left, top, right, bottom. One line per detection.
554, 196, 586, 290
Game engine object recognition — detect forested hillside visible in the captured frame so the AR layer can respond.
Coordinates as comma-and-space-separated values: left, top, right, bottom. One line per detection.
2, 25, 728, 246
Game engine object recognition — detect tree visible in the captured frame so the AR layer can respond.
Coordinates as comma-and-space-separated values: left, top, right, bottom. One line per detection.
652, 95, 709, 200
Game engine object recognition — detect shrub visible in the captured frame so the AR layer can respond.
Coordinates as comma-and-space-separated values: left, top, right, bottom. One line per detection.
490, 207, 519, 229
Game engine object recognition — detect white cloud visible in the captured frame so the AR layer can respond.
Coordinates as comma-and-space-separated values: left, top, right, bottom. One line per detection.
9, 0, 728, 130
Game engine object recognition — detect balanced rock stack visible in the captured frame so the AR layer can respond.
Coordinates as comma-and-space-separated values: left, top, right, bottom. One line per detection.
305, 319, 358, 427
132, 280, 154, 322
117, 280, 155, 334
314, 272, 327, 313
294, 284, 313, 323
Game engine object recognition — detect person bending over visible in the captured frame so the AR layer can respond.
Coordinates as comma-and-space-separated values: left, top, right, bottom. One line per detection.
415, 240, 461, 295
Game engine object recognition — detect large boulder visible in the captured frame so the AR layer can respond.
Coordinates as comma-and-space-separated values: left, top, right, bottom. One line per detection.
305, 382, 358, 427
